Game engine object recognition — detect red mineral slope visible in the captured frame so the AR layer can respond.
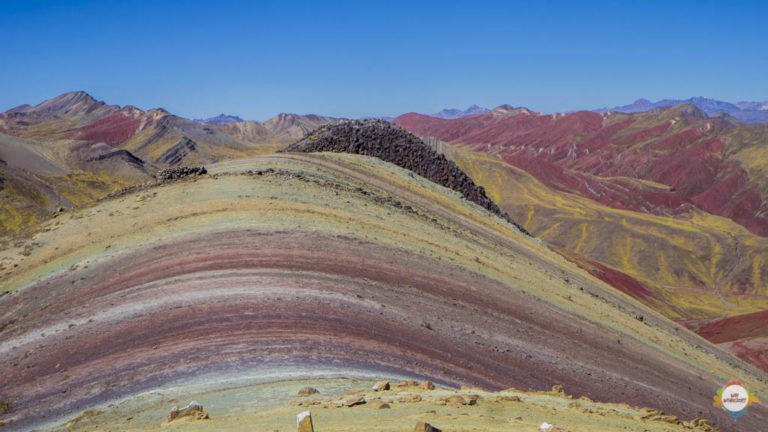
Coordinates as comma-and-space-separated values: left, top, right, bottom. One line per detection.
395, 105, 768, 236
689, 310, 768, 343
684, 310, 768, 372
76, 110, 143, 145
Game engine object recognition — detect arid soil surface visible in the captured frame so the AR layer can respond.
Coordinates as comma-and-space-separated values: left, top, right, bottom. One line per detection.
1, 154, 765, 431
55, 378, 721, 432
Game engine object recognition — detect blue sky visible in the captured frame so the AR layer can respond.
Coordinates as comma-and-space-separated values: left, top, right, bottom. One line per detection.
1, 0, 766, 119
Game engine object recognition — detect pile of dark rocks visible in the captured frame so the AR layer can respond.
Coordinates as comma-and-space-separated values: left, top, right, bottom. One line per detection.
283, 119, 528, 234
156, 166, 207, 181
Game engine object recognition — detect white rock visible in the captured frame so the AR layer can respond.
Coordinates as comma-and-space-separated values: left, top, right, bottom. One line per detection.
539, 422, 554, 432
296, 411, 311, 424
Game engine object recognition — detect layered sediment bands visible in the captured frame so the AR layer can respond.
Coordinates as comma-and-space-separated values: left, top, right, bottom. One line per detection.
430, 142, 768, 372
0, 154, 766, 431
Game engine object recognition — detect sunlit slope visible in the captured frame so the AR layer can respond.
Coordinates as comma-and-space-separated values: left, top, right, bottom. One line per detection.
1, 153, 765, 431
445, 145, 768, 321
395, 106, 768, 237
0, 92, 340, 235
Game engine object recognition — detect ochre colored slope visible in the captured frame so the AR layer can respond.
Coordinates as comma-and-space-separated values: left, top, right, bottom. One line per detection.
437, 144, 768, 370
443, 146, 768, 316
1, 154, 765, 431
0, 134, 144, 236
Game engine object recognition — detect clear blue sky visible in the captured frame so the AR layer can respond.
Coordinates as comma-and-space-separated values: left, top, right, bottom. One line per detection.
1, 0, 766, 120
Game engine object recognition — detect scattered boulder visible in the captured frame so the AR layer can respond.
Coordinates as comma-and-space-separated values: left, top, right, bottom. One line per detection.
167, 401, 209, 422
685, 418, 716, 432
296, 410, 314, 432
283, 119, 529, 234
550, 385, 567, 397
298, 387, 319, 397
396, 380, 419, 388
419, 381, 435, 390
156, 166, 207, 181
539, 422, 554, 432
345, 396, 366, 407
443, 395, 467, 406
372, 380, 391, 391
415, 421, 442, 432
369, 399, 391, 409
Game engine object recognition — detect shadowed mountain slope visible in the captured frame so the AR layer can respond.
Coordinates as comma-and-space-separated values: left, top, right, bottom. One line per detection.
0, 153, 765, 431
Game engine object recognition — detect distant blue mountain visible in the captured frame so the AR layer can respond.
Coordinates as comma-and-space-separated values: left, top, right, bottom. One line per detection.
432, 104, 490, 119
195, 114, 244, 124
597, 97, 768, 123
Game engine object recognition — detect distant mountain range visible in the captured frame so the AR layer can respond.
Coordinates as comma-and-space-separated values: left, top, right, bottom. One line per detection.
425, 98, 768, 124
0, 91, 341, 235
195, 114, 244, 124
432, 104, 490, 119
597, 97, 768, 123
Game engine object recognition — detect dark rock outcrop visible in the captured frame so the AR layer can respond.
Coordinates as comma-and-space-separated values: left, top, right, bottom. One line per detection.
156, 137, 198, 166
297, 387, 319, 396
283, 120, 528, 234
156, 166, 207, 181
86, 149, 146, 168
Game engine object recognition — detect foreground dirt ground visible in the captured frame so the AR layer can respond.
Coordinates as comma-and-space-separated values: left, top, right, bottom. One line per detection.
59, 378, 717, 432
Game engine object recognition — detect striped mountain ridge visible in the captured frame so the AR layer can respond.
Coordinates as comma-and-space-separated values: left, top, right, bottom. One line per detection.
393, 106, 768, 373
1, 152, 765, 431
